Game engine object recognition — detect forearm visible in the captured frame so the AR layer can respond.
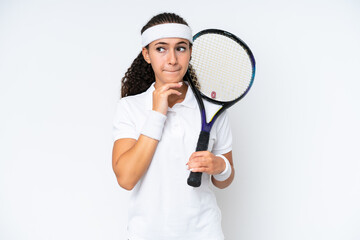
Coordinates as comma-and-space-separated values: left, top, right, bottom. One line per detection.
211, 152, 234, 189
211, 166, 235, 189
113, 135, 158, 190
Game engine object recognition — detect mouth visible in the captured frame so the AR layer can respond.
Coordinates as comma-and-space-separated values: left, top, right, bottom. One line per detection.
163, 69, 181, 73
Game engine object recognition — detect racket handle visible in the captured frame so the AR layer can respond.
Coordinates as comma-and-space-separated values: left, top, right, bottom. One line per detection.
187, 131, 210, 187
187, 172, 202, 187
195, 130, 210, 152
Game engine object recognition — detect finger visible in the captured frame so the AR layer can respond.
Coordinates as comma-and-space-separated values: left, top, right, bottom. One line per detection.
154, 87, 182, 97
187, 156, 204, 166
188, 152, 213, 163
189, 151, 208, 160
162, 89, 182, 97
188, 160, 218, 174
159, 82, 183, 92
189, 166, 209, 173
187, 158, 209, 169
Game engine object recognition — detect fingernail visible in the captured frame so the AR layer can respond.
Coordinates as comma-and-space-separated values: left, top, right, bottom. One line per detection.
179, 82, 183, 85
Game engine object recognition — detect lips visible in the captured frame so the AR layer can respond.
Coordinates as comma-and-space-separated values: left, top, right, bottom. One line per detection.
163, 69, 181, 73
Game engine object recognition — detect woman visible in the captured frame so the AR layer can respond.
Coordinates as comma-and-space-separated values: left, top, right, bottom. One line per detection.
112, 12, 234, 240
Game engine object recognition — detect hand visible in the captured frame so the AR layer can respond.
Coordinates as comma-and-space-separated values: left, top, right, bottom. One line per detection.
186, 151, 226, 175
152, 82, 183, 115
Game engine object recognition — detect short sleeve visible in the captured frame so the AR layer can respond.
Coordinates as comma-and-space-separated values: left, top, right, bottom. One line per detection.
112, 99, 138, 142
211, 110, 232, 155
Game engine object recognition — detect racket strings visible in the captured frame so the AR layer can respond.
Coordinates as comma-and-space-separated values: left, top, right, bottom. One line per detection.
190, 33, 253, 102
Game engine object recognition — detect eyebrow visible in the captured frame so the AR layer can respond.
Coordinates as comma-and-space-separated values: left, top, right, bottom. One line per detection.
154, 41, 189, 46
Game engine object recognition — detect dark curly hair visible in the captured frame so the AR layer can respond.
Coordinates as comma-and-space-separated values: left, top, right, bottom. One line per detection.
121, 12, 197, 97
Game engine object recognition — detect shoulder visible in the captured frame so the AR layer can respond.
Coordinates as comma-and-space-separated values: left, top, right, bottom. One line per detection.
119, 90, 148, 106
112, 90, 152, 141
116, 89, 151, 112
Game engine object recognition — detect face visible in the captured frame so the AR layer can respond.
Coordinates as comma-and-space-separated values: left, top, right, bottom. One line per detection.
142, 38, 191, 86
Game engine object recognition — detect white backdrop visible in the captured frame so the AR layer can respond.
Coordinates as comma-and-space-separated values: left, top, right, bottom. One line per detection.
1, 0, 359, 239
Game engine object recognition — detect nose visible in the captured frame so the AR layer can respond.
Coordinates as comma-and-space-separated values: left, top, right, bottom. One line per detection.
167, 49, 177, 65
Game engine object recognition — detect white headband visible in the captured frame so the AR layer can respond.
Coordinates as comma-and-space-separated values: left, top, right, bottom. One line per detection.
141, 23, 193, 47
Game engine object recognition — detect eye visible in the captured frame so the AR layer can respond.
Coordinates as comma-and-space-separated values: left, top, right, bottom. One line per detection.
177, 46, 186, 52
156, 47, 165, 52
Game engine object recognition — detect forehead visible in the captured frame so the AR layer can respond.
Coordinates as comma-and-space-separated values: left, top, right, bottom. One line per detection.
150, 38, 190, 46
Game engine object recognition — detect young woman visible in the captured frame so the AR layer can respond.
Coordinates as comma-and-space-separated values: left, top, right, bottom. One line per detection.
112, 12, 235, 240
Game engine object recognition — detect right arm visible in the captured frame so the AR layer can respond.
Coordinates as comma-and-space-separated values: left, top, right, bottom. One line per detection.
112, 82, 183, 190
112, 136, 159, 190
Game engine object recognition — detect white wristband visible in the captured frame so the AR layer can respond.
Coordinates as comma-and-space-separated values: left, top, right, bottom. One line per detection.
140, 110, 167, 141
213, 154, 232, 181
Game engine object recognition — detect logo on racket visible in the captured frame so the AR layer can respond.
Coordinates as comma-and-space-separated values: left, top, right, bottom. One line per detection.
211, 91, 216, 99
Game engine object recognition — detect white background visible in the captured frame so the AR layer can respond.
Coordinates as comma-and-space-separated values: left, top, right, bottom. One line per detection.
1, 0, 359, 239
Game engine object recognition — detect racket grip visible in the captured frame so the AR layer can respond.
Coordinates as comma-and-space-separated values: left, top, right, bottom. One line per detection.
187, 172, 202, 187
187, 131, 210, 187
195, 131, 210, 152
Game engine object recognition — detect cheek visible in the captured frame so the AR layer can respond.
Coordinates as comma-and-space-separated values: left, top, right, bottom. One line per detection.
149, 58, 162, 71
180, 53, 191, 65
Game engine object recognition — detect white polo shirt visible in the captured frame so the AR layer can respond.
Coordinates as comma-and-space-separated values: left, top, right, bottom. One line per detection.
113, 83, 232, 240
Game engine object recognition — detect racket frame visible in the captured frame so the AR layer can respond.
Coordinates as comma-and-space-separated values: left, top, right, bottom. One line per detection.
186, 29, 256, 187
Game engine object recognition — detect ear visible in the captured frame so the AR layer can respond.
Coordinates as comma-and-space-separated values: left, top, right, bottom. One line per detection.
142, 47, 151, 64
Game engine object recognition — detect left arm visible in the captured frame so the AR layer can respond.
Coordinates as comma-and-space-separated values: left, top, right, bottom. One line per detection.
186, 150, 234, 189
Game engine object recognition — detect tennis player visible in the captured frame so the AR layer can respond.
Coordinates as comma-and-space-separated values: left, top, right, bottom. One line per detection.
112, 12, 234, 240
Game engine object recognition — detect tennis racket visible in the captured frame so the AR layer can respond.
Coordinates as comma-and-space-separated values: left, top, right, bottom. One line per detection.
186, 29, 256, 187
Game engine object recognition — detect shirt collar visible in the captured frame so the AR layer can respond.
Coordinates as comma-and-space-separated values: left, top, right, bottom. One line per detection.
179, 82, 197, 109
145, 83, 155, 110
145, 81, 197, 110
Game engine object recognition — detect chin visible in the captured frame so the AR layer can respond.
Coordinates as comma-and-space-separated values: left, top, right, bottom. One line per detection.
157, 72, 185, 84
164, 75, 183, 83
